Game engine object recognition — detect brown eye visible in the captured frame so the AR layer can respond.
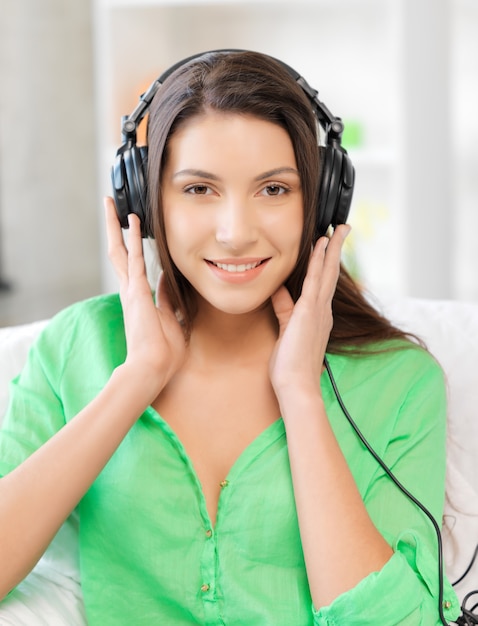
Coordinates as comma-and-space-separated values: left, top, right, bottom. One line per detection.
187, 185, 210, 195
262, 184, 288, 197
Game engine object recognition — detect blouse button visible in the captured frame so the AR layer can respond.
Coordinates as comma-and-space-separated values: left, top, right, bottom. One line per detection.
205, 529, 213, 538
200, 584, 210, 593
219, 479, 229, 488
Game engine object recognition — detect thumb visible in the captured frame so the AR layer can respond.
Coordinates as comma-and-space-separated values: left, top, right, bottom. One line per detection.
271, 285, 294, 338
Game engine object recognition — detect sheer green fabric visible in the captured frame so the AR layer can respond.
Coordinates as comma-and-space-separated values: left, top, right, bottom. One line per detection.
0, 295, 459, 624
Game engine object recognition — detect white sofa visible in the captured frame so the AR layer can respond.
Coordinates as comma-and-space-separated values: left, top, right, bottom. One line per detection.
0, 320, 86, 625
1, 297, 478, 624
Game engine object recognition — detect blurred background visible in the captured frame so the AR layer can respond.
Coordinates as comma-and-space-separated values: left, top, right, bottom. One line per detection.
0, 0, 477, 327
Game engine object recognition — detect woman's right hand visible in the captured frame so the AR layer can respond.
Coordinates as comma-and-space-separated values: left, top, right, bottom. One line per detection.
104, 197, 186, 399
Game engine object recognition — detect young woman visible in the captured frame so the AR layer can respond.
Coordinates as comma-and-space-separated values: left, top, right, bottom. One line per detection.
0, 50, 459, 625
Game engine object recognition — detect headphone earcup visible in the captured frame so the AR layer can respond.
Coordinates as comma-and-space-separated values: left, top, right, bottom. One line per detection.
334, 152, 354, 228
316, 145, 354, 238
316, 145, 340, 238
111, 145, 152, 237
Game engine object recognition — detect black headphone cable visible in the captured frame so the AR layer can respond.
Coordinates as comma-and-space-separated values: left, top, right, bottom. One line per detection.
455, 590, 478, 625
453, 544, 478, 588
324, 356, 451, 625
452, 542, 478, 624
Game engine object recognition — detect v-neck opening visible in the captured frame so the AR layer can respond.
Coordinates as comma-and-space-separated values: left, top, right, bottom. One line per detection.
142, 352, 344, 529
143, 406, 286, 529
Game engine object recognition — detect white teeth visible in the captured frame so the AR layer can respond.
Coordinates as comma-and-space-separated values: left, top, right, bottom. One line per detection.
214, 261, 261, 272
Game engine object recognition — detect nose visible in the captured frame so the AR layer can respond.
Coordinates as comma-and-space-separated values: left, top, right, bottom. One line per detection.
215, 197, 258, 250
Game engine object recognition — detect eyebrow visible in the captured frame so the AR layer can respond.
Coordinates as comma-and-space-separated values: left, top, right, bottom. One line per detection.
171, 167, 300, 181
254, 167, 300, 181
172, 169, 220, 181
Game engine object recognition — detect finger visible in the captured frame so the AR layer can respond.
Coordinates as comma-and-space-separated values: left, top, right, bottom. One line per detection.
325, 224, 351, 260
300, 236, 329, 298
126, 213, 147, 279
104, 196, 128, 280
271, 285, 294, 337
319, 225, 351, 294
104, 196, 125, 250
301, 225, 351, 302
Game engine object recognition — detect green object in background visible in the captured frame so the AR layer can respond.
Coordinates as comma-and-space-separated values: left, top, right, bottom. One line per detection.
341, 119, 363, 150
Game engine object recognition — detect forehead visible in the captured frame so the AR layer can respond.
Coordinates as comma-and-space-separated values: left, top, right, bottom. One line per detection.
165, 111, 297, 172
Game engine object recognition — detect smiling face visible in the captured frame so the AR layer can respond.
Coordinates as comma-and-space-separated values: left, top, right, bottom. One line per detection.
161, 111, 304, 317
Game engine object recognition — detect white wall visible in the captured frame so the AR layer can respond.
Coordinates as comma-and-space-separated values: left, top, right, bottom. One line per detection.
0, 0, 101, 326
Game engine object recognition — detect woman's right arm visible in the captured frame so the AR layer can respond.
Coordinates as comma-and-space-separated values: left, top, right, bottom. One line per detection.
0, 199, 186, 600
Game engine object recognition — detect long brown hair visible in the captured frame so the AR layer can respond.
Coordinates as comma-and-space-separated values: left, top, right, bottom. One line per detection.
146, 50, 414, 353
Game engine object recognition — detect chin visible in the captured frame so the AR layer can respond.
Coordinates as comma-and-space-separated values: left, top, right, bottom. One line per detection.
201, 294, 273, 317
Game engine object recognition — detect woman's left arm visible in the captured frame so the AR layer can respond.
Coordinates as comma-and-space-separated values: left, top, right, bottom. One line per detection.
270, 225, 394, 610
270, 227, 460, 624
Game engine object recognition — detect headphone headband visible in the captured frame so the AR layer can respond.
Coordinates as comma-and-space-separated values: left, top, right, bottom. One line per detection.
112, 49, 354, 238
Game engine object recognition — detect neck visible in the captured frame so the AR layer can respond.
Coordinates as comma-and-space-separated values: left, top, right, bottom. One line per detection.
188, 300, 278, 366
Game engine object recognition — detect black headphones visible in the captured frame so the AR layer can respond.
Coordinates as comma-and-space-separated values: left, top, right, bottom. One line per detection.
111, 49, 355, 239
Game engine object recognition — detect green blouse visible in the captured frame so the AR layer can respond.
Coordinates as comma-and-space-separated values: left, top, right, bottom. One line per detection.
0, 294, 459, 625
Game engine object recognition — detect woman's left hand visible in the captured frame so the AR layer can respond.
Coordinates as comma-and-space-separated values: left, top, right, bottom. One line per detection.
269, 224, 350, 399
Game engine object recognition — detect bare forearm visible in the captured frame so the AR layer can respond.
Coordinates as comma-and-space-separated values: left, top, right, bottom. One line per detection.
0, 363, 158, 599
280, 389, 393, 609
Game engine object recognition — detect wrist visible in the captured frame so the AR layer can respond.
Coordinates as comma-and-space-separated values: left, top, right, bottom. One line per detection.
275, 383, 325, 423
273, 376, 322, 403
110, 362, 166, 407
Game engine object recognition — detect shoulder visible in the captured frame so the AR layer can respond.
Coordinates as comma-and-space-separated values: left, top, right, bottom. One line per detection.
47, 292, 123, 328
325, 342, 447, 467
327, 341, 446, 416
379, 342, 444, 380
44, 292, 122, 333
33, 293, 125, 366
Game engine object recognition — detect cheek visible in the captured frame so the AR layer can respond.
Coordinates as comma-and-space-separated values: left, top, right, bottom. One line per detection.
282, 213, 305, 276
267, 208, 304, 257
163, 213, 182, 252
163, 209, 212, 280
164, 204, 212, 246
